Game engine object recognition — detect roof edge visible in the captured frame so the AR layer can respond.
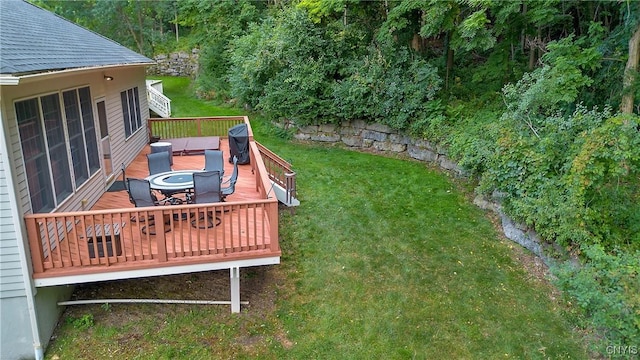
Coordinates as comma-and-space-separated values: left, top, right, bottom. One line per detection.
0, 76, 21, 85
6, 63, 155, 83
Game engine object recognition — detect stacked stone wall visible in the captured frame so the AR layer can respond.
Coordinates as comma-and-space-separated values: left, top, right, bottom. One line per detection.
294, 120, 466, 176
147, 49, 199, 77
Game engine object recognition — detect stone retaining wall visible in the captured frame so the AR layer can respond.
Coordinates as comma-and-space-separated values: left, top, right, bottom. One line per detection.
295, 120, 466, 176
294, 120, 557, 265
147, 49, 199, 77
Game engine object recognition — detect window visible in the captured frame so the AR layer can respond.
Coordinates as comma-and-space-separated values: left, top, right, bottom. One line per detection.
41, 94, 73, 205
121, 87, 142, 138
16, 87, 100, 213
63, 88, 100, 184
79, 87, 100, 174
16, 99, 55, 212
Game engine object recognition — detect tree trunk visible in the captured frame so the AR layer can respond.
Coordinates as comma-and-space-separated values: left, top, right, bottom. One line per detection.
343, 6, 347, 26
446, 47, 454, 90
120, 10, 143, 54
136, 4, 144, 54
520, 2, 527, 58
175, 9, 179, 42
620, 23, 640, 114
528, 38, 536, 70
443, 32, 454, 89
411, 33, 421, 52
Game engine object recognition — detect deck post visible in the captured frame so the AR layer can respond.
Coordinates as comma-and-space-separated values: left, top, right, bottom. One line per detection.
25, 219, 45, 274
230, 266, 240, 313
155, 209, 168, 262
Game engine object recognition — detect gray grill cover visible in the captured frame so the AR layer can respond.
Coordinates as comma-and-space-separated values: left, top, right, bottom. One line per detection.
228, 124, 250, 164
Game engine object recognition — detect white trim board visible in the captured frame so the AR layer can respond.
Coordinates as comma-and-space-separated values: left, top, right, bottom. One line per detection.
33, 256, 280, 287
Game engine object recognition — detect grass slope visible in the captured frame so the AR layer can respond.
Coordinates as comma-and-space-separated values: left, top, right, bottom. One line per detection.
273, 145, 585, 359
45, 77, 587, 360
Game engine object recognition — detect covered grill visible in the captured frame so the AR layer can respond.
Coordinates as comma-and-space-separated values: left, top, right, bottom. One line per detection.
228, 123, 250, 164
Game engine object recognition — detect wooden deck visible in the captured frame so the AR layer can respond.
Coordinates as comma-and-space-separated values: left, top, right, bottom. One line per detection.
97, 138, 261, 208
25, 135, 281, 287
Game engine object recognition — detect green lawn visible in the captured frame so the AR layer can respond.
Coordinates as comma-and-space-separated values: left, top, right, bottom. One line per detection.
45, 77, 588, 359
148, 76, 244, 117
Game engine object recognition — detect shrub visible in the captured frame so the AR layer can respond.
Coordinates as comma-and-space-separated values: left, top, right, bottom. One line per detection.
554, 245, 640, 348
332, 45, 442, 130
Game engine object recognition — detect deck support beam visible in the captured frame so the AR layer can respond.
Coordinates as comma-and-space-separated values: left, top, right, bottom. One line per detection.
230, 266, 240, 313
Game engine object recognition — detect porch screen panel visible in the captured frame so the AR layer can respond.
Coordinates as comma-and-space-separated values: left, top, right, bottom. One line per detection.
16, 99, 54, 213
41, 94, 72, 203
79, 87, 100, 173
63, 90, 89, 185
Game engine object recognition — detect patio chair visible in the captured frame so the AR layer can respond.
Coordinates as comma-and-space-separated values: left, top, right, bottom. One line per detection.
147, 151, 185, 201
204, 149, 225, 177
147, 151, 172, 175
127, 178, 170, 235
190, 170, 222, 228
221, 156, 238, 201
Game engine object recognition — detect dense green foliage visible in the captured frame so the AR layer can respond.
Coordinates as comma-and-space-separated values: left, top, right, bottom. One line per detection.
39, 0, 640, 354
228, 8, 442, 129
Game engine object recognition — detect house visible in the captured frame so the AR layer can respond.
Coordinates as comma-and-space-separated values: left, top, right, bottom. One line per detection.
0, 2, 287, 359
0, 2, 154, 358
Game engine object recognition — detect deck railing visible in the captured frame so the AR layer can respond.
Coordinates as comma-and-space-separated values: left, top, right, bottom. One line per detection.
25, 198, 279, 278
256, 141, 297, 204
148, 116, 251, 139
25, 117, 282, 279
149, 116, 296, 205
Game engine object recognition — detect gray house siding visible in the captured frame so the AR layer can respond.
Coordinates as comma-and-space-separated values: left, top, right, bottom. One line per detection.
0, 116, 34, 360
2, 66, 149, 217
103, 67, 151, 180
0, 66, 149, 360
0, 149, 26, 298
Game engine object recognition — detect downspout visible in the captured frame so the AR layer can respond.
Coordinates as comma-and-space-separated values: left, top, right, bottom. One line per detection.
0, 97, 44, 360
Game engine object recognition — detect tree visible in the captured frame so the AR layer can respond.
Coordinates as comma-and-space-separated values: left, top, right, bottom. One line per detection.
36, 0, 182, 56
621, 23, 640, 114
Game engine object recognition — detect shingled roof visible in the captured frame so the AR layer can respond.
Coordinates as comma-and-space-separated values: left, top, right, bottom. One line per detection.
0, 0, 153, 76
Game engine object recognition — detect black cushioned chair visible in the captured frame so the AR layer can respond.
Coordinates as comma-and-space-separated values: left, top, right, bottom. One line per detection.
147, 151, 185, 203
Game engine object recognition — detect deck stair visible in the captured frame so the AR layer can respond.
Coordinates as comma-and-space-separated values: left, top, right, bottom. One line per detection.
269, 178, 299, 208
146, 80, 171, 118
256, 142, 299, 210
